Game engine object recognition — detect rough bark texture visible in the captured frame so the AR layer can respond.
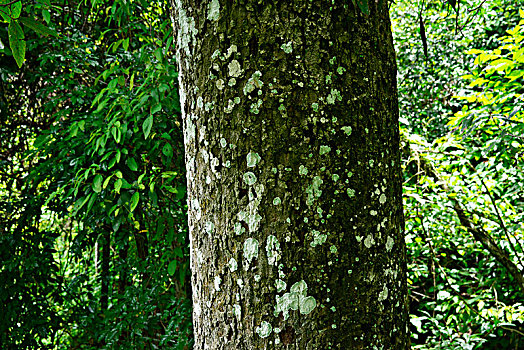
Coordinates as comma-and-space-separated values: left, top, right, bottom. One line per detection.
172, 0, 409, 348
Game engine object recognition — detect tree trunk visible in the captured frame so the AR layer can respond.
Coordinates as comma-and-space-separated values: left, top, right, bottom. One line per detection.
100, 231, 110, 312
171, 0, 409, 348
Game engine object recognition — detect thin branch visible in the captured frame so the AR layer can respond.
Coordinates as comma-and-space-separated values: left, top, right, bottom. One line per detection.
0, 0, 22, 7
403, 134, 524, 291
473, 169, 524, 269
418, 210, 524, 338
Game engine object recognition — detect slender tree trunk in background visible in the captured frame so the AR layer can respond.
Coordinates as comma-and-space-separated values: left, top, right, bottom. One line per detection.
118, 243, 128, 294
100, 232, 110, 311
133, 215, 150, 287
172, 0, 409, 348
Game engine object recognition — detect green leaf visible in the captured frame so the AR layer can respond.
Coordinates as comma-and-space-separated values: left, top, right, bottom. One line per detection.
0, 8, 10, 23
113, 215, 122, 232
73, 194, 91, 215
352, 0, 369, 15
111, 125, 121, 143
123, 37, 129, 50
92, 174, 103, 193
86, 192, 97, 213
142, 115, 153, 139
154, 217, 165, 241
130, 72, 135, 90
42, 9, 50, 24
174, 247, 183, 258
95, 98, 108, 113
114, 178, 123, 193
8, 20, 25, 68
151, 103, 162, 115
19, 17, 58, 37
167, 223, 174, 243
162, 143, 173, 158
175, 185, 186, 200
112, 38, 122, 53
10, 1, 21, 19
130, 191, 139, 212
127, 157, 138, 171
167, 260, 177, 276
102, 175, 112, 189
69, 123, 79, 137
154, 47, 162, 61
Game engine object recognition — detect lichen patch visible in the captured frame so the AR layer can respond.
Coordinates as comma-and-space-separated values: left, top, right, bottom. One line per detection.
243, 237, 259, 267
256, 321, 272, 338
246, 152, 261, 168
228, 257, 238, 272
266, 235, 281, 266
306, 176, 323, 205
207, 0, 220, 21
228, 60, 242, 78
243, 171, 257, 186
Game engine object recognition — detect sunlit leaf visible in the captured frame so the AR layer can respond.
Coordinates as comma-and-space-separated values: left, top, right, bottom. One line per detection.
114, 178, 123, 193
8, 20, 25, 68
130, 191, 139, 212
127, 157, 138, 171
92, 174, 103, 193
102, 175, 112, 189
143, 115, 153, 139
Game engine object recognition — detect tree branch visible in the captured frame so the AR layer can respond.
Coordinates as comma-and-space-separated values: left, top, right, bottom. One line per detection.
0, 0, 21, 8
402, 133, 524, 291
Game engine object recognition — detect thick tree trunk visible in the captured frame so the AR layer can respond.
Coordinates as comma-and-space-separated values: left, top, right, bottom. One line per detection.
172, 0, 409, 348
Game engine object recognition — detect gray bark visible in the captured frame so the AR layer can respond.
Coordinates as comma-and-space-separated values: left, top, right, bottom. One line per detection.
172, 0, 409, 348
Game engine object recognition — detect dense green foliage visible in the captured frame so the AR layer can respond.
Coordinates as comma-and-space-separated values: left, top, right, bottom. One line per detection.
1, 0, 191, 348
1, 0, 524, 348
393, 0, 524, 348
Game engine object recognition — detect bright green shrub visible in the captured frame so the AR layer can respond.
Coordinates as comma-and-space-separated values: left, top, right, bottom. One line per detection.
394, 1, 524, 348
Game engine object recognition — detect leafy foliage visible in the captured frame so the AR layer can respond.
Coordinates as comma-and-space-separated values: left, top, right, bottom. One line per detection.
0, 0, 192, 348
3, 0, 524, 348
393, 0, 524, 348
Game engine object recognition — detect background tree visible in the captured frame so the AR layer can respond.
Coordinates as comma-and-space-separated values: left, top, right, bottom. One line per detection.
172, 0, 409, 348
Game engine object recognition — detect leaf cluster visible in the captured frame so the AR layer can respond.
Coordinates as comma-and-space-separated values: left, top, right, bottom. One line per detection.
393, 0, 524, 347
0, 0, 193, 348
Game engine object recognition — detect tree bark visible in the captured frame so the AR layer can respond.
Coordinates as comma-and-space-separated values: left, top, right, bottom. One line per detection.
172, 0, 409, 348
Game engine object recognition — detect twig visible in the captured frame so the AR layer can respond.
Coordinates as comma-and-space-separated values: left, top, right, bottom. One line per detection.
418, 210, 524, 338
472, 168, 524, 270
0, 0, 21, 7
404, 134, 524, 291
